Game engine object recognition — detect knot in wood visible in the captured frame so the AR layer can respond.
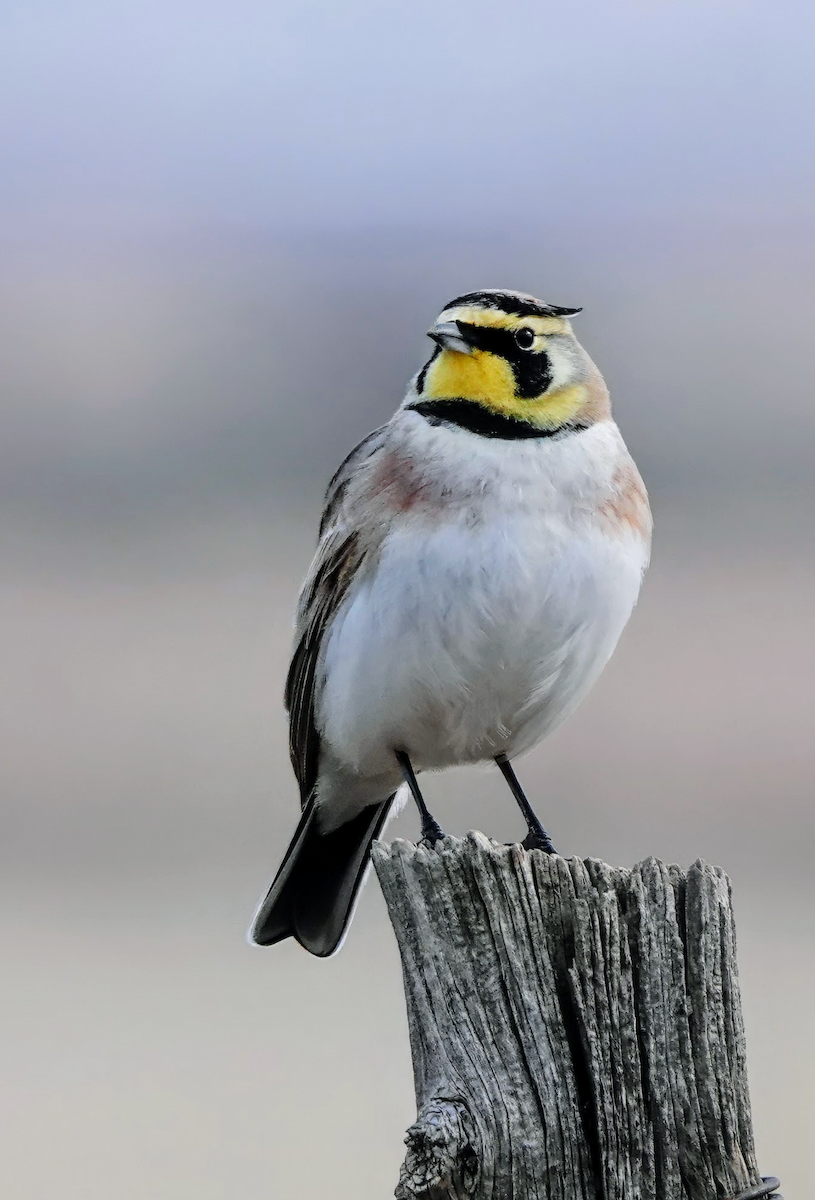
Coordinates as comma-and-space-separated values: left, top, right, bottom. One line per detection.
396, 1097, 479, 1200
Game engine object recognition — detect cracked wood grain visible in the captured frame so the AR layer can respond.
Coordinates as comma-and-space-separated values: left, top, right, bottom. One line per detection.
372, 833, 761, 1200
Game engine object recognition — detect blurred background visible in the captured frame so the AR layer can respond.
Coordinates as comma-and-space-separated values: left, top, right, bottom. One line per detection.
2, 1, 814, 1197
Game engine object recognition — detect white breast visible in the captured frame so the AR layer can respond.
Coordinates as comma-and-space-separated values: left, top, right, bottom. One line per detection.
318, 416, 649, 781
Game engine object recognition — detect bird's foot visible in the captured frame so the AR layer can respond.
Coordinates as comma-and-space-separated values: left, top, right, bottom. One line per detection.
521, 827, 557, 855
419, 818, 446, 848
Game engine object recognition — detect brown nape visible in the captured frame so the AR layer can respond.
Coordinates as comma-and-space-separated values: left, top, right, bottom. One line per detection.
574, 362, 612, 425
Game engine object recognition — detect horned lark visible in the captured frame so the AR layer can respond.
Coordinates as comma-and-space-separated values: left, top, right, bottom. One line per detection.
251, 289, 651, 956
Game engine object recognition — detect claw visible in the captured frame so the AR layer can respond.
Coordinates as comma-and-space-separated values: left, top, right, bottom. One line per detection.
420, 819, 446, 847
521, 829, 557, 854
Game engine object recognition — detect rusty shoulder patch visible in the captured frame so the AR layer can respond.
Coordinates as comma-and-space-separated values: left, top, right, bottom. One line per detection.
370, 449, 432, 514
597, 459, 652, 540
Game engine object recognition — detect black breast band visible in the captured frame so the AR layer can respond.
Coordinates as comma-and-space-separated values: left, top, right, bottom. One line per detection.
407, 398, 589, 441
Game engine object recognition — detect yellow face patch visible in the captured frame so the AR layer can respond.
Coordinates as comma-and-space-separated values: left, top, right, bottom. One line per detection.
425, 347, 516, 409
422, 346, 587, 431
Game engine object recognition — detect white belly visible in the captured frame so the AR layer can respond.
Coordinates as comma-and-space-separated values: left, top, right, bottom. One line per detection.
319, 509, 646, 779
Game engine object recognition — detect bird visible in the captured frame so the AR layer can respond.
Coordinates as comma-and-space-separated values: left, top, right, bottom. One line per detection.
250, 288, 651, 957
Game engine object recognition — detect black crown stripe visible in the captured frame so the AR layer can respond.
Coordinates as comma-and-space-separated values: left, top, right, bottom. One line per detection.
442, 291, 581, 319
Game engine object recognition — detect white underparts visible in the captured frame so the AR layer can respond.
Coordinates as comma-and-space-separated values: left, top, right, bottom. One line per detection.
313, 414, 649, 830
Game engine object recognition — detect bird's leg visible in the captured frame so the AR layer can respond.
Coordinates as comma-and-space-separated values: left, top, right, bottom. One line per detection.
395, 750, 445, 846
495, 753, 557, 854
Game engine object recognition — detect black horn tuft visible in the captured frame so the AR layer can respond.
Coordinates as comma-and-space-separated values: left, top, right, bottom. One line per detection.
441, 290, 582, 319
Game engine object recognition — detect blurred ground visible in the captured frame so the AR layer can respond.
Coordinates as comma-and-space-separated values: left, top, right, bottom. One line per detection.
2, 433, 813, 1198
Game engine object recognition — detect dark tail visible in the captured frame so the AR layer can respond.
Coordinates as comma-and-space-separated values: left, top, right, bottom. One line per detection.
249, 793, 395, 957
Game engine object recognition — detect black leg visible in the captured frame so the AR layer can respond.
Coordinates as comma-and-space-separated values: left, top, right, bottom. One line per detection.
495, 753, 557, 854
395, 750, 445, 846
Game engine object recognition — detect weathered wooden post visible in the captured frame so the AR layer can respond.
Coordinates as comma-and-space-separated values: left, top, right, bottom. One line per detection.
372, 832, 781, 1200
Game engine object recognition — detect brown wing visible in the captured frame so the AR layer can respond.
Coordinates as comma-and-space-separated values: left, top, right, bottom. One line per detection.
319, 425, 387, 536
284, 531, 364, 802
284, 426, 388, 804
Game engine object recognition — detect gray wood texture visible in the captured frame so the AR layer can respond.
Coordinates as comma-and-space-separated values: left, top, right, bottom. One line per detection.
372, 832, 762, 1200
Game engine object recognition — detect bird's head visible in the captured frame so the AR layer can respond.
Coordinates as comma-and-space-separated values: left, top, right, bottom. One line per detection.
408, 289, 609, 437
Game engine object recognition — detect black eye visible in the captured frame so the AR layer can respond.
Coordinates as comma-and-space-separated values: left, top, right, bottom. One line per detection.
514, 326, 535, 350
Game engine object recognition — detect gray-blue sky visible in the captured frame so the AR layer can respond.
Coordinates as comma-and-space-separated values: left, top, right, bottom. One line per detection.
2, 0, 814, 233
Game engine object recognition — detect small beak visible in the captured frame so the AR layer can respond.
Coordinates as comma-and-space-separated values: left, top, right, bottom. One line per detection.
427, 320, 474, 355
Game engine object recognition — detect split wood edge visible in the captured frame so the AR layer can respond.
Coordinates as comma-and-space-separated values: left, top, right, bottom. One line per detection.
372, 832, 764, 1200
